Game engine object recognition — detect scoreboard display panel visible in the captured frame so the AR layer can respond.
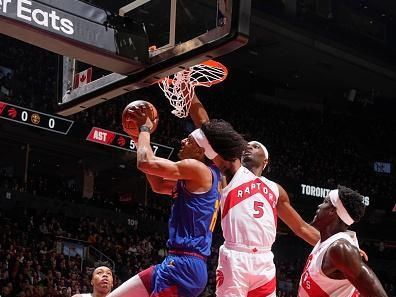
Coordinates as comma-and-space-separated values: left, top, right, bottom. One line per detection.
86, 127, 174, 159
0, 101, 74, 134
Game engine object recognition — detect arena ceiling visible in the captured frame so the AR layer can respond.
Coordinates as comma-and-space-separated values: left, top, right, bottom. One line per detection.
81, 0, 396, 100
220, 9, 396, 100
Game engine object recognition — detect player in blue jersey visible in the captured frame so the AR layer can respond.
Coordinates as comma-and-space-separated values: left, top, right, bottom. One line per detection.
107, 104, 246, 297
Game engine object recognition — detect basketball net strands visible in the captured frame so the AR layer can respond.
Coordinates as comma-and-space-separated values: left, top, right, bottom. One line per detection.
159, 60, 228, 118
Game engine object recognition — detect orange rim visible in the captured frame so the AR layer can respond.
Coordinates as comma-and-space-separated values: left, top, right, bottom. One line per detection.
193, 60, 228, 86
158, 59, 228, 87
200, 59, 227, 70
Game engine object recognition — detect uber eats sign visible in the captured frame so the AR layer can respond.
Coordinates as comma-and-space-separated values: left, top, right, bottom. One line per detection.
0, 0, 74, 35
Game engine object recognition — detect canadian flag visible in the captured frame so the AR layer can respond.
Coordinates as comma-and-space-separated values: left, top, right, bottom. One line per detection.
73, 67, 92, 89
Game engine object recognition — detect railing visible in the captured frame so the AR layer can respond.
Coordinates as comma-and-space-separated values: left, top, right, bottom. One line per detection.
87, 245, 116, 271
55, 236, 115, 271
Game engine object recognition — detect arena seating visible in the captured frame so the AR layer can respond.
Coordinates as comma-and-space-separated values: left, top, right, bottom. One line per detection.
0, 34, 395, 296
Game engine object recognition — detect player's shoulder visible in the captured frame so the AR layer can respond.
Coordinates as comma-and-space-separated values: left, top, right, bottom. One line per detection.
327, 238, 360, 262
178, 158, 207, 167
256, 174, 277, 185
258, 176, 280, 195
177, 159, 212, 182
236, 166, 256, 179
258, 175, 273, 184
176, 158, 211, 173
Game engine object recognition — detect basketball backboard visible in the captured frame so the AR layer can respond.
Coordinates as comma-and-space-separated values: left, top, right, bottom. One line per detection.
56, 0, 251, 116
0, 0, 250, 116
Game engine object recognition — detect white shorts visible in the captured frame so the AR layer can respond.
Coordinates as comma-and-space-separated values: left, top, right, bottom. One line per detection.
216, 243, 276, 297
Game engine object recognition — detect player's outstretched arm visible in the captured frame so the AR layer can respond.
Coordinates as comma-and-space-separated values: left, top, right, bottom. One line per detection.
327, 240, 388, 297
277, 184, 320, 246
138, 139, 209, 181
189, 94, 210, 128
134, 107, 211, 183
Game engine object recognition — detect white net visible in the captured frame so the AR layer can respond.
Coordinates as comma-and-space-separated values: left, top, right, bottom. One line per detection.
159, 70, 196, 118
159, 61, 228, 118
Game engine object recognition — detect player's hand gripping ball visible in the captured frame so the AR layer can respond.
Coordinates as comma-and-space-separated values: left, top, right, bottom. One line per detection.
122, 100, 159, 138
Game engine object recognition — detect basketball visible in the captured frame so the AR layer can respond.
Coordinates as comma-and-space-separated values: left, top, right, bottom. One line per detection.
122, 100, 159, 138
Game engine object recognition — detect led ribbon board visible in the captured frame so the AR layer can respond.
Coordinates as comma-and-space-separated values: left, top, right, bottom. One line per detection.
86, 127, 174, 159
0, 101, 74, 134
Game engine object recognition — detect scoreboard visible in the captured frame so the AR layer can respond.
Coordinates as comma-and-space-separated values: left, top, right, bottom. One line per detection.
86, 127, 174, 159
0, 101, 74, 134
0, 101, 174, 159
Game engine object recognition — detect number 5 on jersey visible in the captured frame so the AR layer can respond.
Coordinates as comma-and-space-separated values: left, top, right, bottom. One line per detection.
253, 201, 265, 218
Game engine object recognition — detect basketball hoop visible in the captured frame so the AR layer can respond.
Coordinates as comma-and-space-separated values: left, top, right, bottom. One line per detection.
159, 60, 228, 118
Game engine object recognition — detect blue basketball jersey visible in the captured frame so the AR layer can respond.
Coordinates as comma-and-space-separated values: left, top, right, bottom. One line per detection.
167, 164, 221, 257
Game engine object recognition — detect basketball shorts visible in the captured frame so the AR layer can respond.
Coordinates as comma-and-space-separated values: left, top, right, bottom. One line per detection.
140, 253, 208, 297
216, 243, 276, 297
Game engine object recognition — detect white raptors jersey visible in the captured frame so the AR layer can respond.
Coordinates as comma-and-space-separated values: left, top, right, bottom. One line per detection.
221, 166, 279, 248
80, 294, 93, 297
298, 231, 360, 297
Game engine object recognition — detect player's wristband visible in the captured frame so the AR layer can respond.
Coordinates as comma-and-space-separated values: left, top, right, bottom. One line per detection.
139, 125, 150, 133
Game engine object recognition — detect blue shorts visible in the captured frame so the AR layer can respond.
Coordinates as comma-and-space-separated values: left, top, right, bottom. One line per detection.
139, 253, 208, 297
